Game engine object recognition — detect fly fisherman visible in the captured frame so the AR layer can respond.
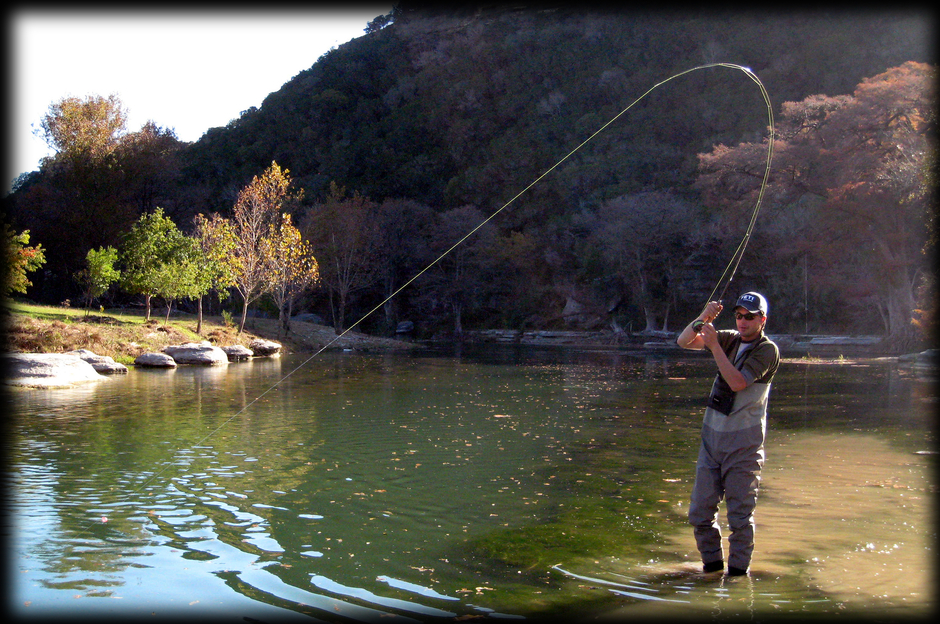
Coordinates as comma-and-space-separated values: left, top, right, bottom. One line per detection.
676, 292, 779, 576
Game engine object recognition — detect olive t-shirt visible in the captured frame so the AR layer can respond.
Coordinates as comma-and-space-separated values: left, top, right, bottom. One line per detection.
701, 330, 780, 462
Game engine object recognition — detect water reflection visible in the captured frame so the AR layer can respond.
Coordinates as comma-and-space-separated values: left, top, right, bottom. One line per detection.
7, 347, 934, 620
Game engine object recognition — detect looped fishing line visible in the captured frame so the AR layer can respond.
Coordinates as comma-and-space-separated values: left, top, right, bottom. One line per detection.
75, 62, 774, 536
696, 66, 775, 305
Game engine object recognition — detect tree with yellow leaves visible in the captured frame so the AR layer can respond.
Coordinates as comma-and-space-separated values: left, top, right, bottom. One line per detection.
231, 161, 298, 334
3, 225, 46, 298
262, 213, 319, 334
193, 212, 239, 334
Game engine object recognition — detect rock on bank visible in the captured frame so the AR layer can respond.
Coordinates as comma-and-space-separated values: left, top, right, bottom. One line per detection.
3, 353, 106, 388
160, 342, 229, 366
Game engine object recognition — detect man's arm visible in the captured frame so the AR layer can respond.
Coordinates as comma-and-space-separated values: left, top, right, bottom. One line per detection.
700, 324, 749, 392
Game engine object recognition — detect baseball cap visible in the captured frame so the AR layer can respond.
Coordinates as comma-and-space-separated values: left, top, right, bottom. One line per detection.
735, 292, 768, 316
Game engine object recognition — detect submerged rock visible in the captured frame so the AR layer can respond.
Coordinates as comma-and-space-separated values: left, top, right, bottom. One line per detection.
161, 342, 229, 366
898, 348, 938, 380
67, 349, 128, 374
3, 352, 105, 388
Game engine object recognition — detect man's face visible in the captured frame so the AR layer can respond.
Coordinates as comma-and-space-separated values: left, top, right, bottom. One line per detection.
735, 307, 765, 341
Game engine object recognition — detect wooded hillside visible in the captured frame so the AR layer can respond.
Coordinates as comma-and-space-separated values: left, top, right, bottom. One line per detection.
4, 7, 934, 348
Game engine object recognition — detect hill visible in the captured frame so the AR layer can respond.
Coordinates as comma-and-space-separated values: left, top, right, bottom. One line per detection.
177, 8, 932, 215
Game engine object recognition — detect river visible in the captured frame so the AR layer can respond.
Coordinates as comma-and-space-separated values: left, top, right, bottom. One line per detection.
6, 345, 935, 621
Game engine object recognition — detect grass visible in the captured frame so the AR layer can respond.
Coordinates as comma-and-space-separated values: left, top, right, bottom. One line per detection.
4, 301, 253, 365
4, 301, 415, 365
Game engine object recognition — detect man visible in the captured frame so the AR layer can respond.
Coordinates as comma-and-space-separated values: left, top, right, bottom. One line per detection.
676, 291, 779, 576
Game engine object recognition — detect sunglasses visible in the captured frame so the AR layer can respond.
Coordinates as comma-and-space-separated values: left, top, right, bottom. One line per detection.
735, 312, 762, 321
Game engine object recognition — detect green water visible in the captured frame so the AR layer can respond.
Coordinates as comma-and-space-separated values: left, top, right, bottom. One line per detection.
6, 346, 935, 621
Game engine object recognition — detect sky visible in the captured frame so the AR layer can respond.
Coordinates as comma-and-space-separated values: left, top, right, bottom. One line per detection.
7, 7, 390, 191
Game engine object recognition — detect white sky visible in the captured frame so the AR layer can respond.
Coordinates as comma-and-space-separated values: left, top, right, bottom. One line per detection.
7, 7, 391, 191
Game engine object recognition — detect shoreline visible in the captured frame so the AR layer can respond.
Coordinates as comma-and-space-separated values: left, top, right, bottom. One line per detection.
3, 304, 934, 374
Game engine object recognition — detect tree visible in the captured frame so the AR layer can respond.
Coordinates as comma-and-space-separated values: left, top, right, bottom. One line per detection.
489, 229, 548, 329
75, 246, 120, 315
231, 161, 296, 334
38, 94, 127, 163
373, 198, 435, 333
151, 236, 200, 326
3, 225, 46, 298
261, 213, 319, 334
302, 182, 378, 334
583, 191, 697, 333
13, 94, 139, 299
120, 208, 192, 321
365, 11, 393, 33
116, 120, 184, 216
419, 205, 498, 337
192, 213, 239, 334
696, 62, 935, 344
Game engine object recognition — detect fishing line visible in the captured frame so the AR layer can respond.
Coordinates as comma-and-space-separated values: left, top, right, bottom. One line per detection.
76, 61, 774, 537
697, 67, 775, 306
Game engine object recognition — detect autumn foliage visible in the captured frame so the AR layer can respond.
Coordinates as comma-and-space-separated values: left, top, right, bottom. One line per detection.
696, 62, 934, 346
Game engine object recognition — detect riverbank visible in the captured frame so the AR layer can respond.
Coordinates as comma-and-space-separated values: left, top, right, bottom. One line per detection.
4, 302, 934, 375
461, 327, 912, 358
3, 302, 416, 365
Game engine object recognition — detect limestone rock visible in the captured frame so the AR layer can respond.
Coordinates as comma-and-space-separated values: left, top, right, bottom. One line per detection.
3, 353, 105, 388
222, 344, 254, 361
134, 352, 178, 368
162, 342, 229, 366
67, 349, 128, 374
249, 338, 282, 357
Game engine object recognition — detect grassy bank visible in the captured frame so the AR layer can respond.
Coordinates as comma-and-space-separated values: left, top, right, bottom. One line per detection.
3, 302, 416, 365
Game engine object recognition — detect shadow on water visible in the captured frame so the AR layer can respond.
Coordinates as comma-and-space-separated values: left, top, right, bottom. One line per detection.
7, 346, 935, 622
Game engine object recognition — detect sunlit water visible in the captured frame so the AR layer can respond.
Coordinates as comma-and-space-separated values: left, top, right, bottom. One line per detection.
6, 346, 935, 621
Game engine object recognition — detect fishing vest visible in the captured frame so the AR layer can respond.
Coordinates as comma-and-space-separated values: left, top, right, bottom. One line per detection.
706, 332, 778, 416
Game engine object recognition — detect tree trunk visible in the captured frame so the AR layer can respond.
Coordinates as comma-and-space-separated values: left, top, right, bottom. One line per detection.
238, 296, 249, 335
453, 302, 463, 338
383, 294, 396, 336
196, 296, 204, 334
642, 305, 658, 333
280, 302, 290, 335
335, 289, 347, 335
883, 277, 918, 350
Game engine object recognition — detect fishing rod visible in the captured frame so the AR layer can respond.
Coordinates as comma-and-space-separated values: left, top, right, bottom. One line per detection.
686, 65, 775, 332
335, 63, 774, 340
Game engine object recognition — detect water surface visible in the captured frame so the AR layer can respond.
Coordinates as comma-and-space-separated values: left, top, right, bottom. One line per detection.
7, 346, 934, 620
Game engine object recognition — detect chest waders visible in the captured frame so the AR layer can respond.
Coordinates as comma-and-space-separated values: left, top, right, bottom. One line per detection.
689, 333, 776, 575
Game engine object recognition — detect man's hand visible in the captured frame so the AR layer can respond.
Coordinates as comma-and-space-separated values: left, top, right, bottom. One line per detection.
700, 321, 719, 350
678, 301, 723, 349
701, 301, 723, 324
